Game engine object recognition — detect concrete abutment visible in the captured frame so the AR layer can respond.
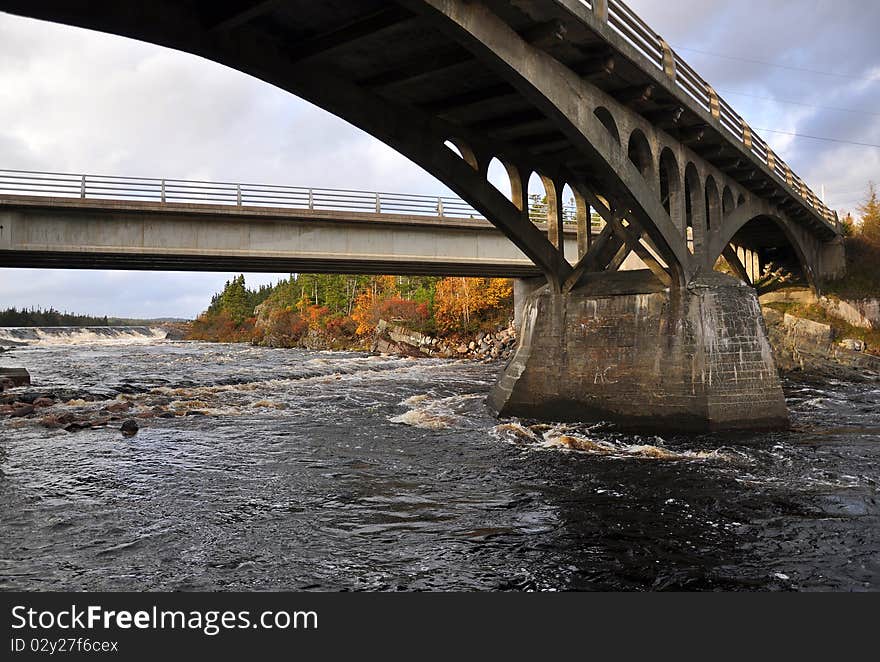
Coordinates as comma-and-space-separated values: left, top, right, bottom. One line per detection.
492, 271, 789, 432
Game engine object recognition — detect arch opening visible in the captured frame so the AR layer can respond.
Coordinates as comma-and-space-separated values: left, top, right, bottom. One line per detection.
627, 129, 654, 183
561, 183, 587, 262
594, 107, 620, 144
527, 172, 553, 224
561, 183, 576, 226
487, 157, 513, 203
658, 148, 682, 228
443, 139, 478, 170
527, 172, 561, 249
705, 175, 720, 231
722, 215, 810, 293
684, 163, 703, 255
722, 186, 736, 215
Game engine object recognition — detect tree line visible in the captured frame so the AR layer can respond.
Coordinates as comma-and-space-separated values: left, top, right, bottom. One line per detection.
0, 307, 118, 327
832, 182, 880, 298
187, 274, 514, 346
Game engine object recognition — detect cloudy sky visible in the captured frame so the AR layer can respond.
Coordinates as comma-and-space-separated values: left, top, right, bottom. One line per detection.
0, 1, 877, 319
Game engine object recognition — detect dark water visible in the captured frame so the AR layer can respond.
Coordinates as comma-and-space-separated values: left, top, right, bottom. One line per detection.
1, 339, 878, 591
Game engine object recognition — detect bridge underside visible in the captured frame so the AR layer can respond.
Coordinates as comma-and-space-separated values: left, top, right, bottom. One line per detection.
0, 196, 576, 277
0, 0, 846, 431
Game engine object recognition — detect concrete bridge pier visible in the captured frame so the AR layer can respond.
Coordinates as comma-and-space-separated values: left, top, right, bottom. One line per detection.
492, 271, 789, 432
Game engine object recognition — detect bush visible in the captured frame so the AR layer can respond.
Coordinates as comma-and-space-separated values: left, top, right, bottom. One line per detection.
377, 297, 429, 326
324, 315, 357, 339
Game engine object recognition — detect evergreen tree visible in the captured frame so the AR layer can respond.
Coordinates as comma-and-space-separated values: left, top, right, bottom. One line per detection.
858, 182, 880, 247
218, 275, 252, 323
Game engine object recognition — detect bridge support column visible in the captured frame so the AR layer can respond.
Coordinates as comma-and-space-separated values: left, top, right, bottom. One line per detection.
513, 277, 547, 330
490, 271, 789, 432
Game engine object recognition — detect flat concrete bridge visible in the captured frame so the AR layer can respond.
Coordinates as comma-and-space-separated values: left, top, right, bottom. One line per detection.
0, 0, 848, 431
0, 171, 581, 276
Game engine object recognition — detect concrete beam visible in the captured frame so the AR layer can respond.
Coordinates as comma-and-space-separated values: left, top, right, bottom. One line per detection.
0, 196, 578, 277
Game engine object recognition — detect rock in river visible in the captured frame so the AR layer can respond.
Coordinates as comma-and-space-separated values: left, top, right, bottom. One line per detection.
120, 419, 139, 437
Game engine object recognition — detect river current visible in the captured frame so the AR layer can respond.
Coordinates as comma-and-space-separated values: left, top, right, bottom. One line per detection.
1, 337, 878, 591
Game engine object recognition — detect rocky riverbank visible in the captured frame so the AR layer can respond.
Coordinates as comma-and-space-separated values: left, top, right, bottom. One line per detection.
371, 319, 517, 362
763, 307, 880, 382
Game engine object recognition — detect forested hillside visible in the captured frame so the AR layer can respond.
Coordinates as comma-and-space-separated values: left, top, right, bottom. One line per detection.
187, 274, 514, 347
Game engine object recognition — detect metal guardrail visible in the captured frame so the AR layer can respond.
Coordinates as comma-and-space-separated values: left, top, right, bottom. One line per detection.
0, 168, 581, 226
577, 0, 837, 227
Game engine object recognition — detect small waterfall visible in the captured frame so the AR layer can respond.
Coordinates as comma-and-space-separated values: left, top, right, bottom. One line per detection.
0, 326, 168, 346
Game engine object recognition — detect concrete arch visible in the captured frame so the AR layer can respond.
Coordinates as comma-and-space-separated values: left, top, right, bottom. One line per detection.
593, 107, 620, 145
627, 129, 655, 185
15, 0, 785, 286
712, 202, 818, 290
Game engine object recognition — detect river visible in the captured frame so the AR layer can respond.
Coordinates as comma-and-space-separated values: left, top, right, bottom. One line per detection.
1, 335, 878, 591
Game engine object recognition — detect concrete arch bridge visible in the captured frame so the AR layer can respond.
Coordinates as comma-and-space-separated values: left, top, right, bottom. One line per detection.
0, 0, 846, 431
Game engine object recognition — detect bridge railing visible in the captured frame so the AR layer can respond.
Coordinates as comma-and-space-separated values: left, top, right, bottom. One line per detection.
577, 0, 837, 227
0, 169, 494, 219
0, 168, 589, 228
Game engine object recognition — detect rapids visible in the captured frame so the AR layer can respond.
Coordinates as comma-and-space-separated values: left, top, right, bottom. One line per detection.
0, 337, 878, 591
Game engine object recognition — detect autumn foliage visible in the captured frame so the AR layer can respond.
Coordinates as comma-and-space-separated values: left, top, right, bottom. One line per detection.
187, 273, 514, 345
434, 277, 513, 334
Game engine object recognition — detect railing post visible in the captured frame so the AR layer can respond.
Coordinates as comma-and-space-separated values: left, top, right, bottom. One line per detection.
80, 175, 86, 199
375, 192, 381, 213
705, 83, 720, 119
742, 122, 753, 150
308, 189, 314, 210
657, 37, 676, 81
161, 179, 166, 203
236, 183, 242, 206
437, 197, 444, 217
767, 149, 776, 173
593, 0, 608, 22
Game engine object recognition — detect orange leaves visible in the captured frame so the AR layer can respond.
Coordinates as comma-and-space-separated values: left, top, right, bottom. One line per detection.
351, 289, 381, 336
188, 272, 513, 345
350, 276, 409, 335
378, 297, 429, 324
434, 277, 513, 335
187, 310, 256, 343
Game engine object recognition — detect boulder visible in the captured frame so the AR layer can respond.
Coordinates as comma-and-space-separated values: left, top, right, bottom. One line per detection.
0, 368, 30, 388
10, 404, 35, 418
102, 401, 133, 414
40, 412, 78, 429
783, 314, 833, 343
840, 338, 867, 352
121, 419, 139, 437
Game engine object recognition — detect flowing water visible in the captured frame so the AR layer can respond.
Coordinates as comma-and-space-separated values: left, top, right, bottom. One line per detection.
1, 336, 878, 591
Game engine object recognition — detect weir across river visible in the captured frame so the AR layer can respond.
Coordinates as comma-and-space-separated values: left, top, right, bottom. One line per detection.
0, 0, 849, 431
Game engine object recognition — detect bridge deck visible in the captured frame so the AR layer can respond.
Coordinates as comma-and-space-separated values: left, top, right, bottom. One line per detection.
0, 192, 581, 276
